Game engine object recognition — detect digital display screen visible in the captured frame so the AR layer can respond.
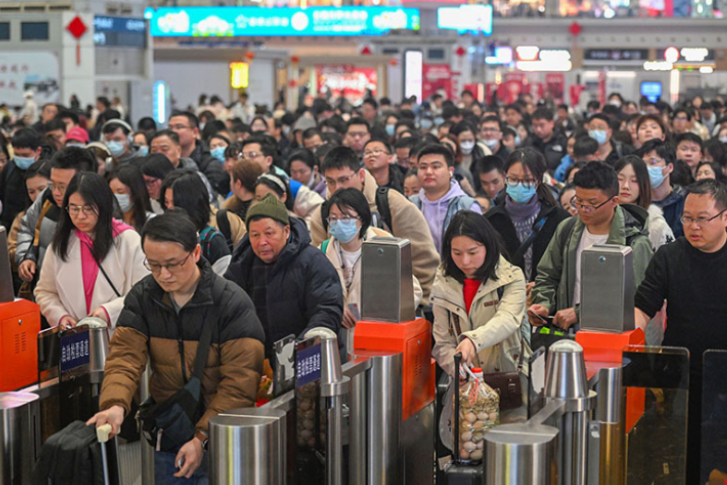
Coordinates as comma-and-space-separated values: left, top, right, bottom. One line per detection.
404, 50, 423, 104
146, 6, 420, 37
640, 81, 662, 103
437, 5, 492, 35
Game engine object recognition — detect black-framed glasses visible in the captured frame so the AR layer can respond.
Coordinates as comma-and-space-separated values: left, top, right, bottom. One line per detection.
505, 176, 538, 189
570, 196, 613, 213
66, 204, 97, 216
680, 209, 727, 227
144, 252, 194, 274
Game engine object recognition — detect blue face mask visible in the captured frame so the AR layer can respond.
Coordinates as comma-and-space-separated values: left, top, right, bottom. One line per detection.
420, 119, 433, 130
14, 156, 35, 170
329, 219, 359, 244
138, 145, 149, 156
211, 146, 226, 162
385, 125, 395, 137
434, 117, 445, 126
588, 129, 608, 146
506, 182, 537, 204
105, 140, 125, 158
647, 165, 667, 189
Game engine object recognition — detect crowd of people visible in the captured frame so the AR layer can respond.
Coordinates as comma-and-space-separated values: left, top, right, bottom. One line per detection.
2, 88, 727, 483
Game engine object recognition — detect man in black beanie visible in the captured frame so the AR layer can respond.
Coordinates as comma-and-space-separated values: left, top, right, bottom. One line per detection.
225, 193, 343, 357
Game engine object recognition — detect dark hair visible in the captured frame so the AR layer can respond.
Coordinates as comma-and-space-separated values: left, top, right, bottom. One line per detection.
613, 155, 651, 209
588, 113, 611, 126
201, 120, 227, 142
209, 133, 230, 147
672, 107, 693, 121
170, 111, 199, 129
394, 136, 419, 151
137, 117, 157, 132
11, 128, 41, 151
471, 155, 505, 194
287, 148, 317, 171
150, 129, 180, 146
44, 118, 66, 134
587, 100, 601, 110
102, 120, 131, 136
256, 173, 294, 211
636, 114, 667, 137
637, 139, 676, 166
346, 117, 370, 134
565, 161, 587, 182
315, 144, 335, 164
97, 97, 111, 109
161, 170, 211, 232
686, 178, 727, 211
141, 153, 175, 180
695, 161, 727, 184
363, 98, 378, 110
505, 148, 557, 206
250, 116, 268, 132
671, 159, 695, 187
675, 132, 703, 151
242, 134, 278, 158
321, 146, 361, 174
52, 146, 96, 173
442, 211, 502, 284
704, 139, 727, 164
405, 167, 418, 179
231, 158, 264, 193
302, 127, 322, 141
108, 165, 152, 232
363, 137, 392, 154
395, 118, 416, 132
141, 210, 199, 252
52, 172, 116, 262
417, 143, 454, 167
481, 116, 503, 131
25, 158, 52, 181
59, 110, 79, 126
532, 108, 554, 122
323, 188, 371, 238
224, 141, 243, 161
449, 120, 478, 138
573, 137, 599, 158
573, 161, 619, 198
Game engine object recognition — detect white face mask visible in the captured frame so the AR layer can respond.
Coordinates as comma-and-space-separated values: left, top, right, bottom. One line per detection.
115, 193, 132, 213
460, 141, 475, 155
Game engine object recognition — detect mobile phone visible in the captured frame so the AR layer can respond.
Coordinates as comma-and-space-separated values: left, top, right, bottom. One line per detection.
348, 303, 361, 321
177, 457, 185, 469
528, 310, 553, 326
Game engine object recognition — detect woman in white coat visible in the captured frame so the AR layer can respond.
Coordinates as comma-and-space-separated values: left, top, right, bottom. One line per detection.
321, 188, 422, 356
35, 172, 149, 329
431, 210, 530, 427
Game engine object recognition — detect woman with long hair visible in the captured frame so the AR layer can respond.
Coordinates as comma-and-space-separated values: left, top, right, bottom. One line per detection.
614, 155, 674, 250
35, 172, 148, 328
108, 165, 154, 233
486, 148, 569, 282
254, 172, 324, 227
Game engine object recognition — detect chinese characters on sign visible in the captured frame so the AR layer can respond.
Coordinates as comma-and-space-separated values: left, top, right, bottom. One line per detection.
0, 52, 60, 106
296, 341, 322, 388
60, 330, 91, 374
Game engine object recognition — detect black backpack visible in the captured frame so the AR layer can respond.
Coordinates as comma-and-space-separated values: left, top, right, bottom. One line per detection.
215, 209, 234, 250
32, 420, 107, 485
321, 186, 393, 232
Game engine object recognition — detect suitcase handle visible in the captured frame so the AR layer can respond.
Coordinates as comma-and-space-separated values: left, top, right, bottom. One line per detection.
453, 352, 462, 465
96, 424, 112, 444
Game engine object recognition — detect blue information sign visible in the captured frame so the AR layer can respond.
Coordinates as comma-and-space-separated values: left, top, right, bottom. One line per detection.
296, 342, 322, 388
94, 16, 146, 33
146, 6, 420, 37
60, 330, 90, 374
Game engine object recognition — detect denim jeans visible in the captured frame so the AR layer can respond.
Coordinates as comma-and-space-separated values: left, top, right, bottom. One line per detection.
154, 450, 209, 484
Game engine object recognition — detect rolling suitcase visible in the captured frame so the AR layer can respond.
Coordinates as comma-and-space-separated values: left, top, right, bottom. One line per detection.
442, 353, 485, 485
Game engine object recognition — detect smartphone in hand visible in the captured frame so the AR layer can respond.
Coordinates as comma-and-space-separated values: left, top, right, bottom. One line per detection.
528, 310, 554, 326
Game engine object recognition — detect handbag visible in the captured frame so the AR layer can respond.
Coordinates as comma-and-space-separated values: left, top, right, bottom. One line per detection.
18, 201, 54, 303
450, 287, 524, 411
136, 304, 218, 453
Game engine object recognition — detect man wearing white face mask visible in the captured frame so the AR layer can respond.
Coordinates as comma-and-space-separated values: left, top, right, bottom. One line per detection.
101, 120, 141, 165
479, 116, 510, 160
587, 114, 632, 167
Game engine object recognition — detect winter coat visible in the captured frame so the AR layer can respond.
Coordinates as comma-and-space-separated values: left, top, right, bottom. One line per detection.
189, 139, 229, 197
486, 201, 570, 282
210, 206, 247, 247
652, 185, 685, 239
290, 180, 325, 228
99, 259, 265, 433
432, 256, 531, 378
34, 226, 149, 328
0, 161, 28, 231
225, 216, 343, 354
526, 132, 569, 173
531, 204, 653, 322
410, 179, 481, 255
310, 170, 440, 304
646, 204, 675, 251
15, 189, 60, 269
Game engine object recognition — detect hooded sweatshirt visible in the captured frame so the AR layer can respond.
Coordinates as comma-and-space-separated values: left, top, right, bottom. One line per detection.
414, 179, 481, 254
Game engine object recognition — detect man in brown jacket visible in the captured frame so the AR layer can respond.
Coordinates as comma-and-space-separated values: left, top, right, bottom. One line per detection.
309, 146, 440, 303
88, 211, 264, 483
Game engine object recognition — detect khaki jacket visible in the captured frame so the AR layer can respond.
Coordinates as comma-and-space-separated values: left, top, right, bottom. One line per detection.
210, 206, 247, 247
309, 170, 439, 303
432, 256, 530, 377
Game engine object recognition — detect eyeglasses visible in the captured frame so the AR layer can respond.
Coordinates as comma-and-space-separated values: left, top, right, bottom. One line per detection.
327, 215, 360, 223
505, 176, 538, 189
51, 182, 68, 193
242, 151, 262, 159
570, 196, 613, 213
680, 209, 726, 227
66, 204, 97, 216
325, 173, 357, 189
363, 149, 388, 158
144, 178, 160, 188
347, 132, 368, 139
644, 157, 667, 166
168, 124, 191, 131
144, 252, 194, 274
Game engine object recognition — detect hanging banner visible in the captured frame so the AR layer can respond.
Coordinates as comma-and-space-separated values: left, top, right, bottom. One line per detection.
316, 65, 377, 106
569, 84, 586, 107
545, 73, 565, 104
422, 63, 452, 100
501, 72, 526, 105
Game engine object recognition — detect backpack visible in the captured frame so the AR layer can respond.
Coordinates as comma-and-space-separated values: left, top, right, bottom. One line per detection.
215, 209, 233, 251
321, 186, 393, 232
32, 420, 107, 485
200, 226, 225, 260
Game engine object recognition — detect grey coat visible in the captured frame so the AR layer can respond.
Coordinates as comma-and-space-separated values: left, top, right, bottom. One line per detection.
15, 189, 58, 269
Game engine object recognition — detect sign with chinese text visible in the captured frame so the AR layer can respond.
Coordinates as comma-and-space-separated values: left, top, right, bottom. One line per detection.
60, 329, 90, 374
317, 65, 377, 106
296, 340, 322, 388
0, 52, 60, 106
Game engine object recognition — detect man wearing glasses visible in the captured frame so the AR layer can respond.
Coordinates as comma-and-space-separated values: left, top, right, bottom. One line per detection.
529, 162, 653, 330
635, 179, 727, 484
479, 116, 510, 160
89, 211, 265, 484
362, 138, 407, 195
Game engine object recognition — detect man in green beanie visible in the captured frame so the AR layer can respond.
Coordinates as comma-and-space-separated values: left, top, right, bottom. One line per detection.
225, 193, 343, 358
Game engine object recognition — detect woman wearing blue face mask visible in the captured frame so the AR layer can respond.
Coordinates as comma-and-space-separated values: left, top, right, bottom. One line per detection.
486, 148, 569, 282
108, 165, 154, 233
208, 133, 230, 164
320, 188, 422, 356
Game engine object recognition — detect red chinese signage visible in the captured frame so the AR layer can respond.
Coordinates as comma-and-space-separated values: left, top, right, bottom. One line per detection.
317, 65, 377, 105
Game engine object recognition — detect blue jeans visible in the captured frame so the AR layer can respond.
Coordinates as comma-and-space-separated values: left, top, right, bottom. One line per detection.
154, 450, 209, 485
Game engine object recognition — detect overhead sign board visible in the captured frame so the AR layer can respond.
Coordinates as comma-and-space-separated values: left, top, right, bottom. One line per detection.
145, 6, 420, 37
93, 15, 147, 47
584, 49, 649, 62
437, 5, 493, 35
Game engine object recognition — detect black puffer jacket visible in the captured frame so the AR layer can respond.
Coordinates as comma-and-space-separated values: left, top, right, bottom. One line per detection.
190, 139, 229, 197
225, 217, 343, 354
487, 201, 570, 282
